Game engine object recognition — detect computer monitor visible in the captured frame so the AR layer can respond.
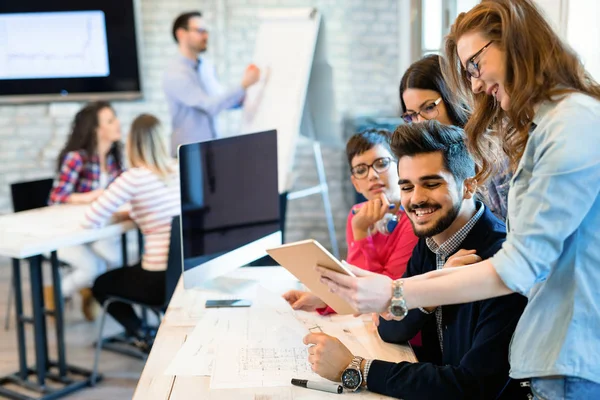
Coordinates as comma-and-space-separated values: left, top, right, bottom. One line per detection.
178, 130, 282, 288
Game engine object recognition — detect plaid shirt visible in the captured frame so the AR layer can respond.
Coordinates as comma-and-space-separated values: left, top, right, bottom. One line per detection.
49, 150, 122, 205
423, 201, 485, 353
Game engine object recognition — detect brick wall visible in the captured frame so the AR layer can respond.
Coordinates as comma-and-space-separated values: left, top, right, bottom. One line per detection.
0, 0, 405, 256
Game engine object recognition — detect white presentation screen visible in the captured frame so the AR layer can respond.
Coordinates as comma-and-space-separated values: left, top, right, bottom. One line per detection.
0, 11, 110, 80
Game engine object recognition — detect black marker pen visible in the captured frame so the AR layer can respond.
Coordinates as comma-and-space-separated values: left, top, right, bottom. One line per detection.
291, 378, 343, 394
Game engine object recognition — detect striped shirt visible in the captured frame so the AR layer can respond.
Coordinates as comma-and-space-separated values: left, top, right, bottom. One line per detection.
82, 164, 181, 271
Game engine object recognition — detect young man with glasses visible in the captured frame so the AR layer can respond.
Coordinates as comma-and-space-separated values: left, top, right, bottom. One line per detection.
305, 121, 529, 399
283, 129, 418, 314
163, 11, 261, 156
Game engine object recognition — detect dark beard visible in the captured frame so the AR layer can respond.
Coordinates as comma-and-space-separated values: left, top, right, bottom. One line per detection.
410, 201, 462, 238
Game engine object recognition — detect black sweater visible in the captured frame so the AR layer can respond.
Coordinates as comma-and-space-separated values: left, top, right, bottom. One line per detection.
369, 207, 529, 400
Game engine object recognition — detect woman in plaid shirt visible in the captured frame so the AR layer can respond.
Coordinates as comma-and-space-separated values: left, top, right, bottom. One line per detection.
49, 101, 124, 205
47, 101, 131, 321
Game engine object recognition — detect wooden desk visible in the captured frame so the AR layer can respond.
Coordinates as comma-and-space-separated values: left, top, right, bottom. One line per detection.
0, 205, 137, 400
135, 267, 416, 400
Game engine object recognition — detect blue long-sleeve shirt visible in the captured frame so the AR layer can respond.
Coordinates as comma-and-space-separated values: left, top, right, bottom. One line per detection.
491, 92, 600, 384
371, 207, 529, 400
163, 55, 246, 156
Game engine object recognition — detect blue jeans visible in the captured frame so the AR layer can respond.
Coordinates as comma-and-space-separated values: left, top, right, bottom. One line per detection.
531, 376, 600, 400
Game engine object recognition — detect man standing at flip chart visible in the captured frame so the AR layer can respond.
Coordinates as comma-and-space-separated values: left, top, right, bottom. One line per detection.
163, 11, 260, 156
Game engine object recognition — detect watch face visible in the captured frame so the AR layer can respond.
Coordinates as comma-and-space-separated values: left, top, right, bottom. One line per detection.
390, 304, 406, 317
342, 368, 361, 390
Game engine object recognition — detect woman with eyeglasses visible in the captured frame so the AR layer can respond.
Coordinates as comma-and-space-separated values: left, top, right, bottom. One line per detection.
400, 54, 468, 127
316, 0, 600, 398
283, 129, 419, 314
400, 54, 511, 221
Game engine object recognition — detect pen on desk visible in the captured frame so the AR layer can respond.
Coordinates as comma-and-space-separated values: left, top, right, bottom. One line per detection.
291, 378, 343, 394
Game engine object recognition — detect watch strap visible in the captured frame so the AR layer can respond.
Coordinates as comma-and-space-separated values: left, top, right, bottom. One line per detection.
350, 356, 364, 369
392, 279, 402, 298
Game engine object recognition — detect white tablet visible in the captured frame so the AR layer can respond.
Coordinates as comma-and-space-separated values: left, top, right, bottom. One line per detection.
266, 239, 358, 315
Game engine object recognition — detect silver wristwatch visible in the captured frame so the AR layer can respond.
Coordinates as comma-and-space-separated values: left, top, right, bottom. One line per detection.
388, 279, 408, 319
341, 356, 364, 392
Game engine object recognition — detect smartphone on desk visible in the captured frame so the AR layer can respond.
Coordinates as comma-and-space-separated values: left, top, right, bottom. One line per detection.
205, 299, 253, 308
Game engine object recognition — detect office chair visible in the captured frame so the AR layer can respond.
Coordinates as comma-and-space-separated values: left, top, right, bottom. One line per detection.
91, 216, 182, 385
5, 178, 56, 330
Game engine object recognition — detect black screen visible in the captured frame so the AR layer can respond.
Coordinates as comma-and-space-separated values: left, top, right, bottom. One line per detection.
0, 0, 141, 102
179, 130, 280, 272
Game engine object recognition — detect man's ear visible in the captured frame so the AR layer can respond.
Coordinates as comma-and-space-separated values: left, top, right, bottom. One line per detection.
463, 177, 478, 200
176, 27, 186, 43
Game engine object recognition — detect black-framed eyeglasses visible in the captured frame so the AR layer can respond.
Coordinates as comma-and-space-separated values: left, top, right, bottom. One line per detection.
465, 40, 493, 80
351, 157, 394, 179
401, 97, 442, 124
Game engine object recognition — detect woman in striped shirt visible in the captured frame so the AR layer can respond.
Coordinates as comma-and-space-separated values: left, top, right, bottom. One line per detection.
84, 114, 180, 343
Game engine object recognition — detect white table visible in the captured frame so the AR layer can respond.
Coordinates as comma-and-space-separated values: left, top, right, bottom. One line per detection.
0, 205, 137, 400
134, 267, 417, 400
0, 204, 136, 259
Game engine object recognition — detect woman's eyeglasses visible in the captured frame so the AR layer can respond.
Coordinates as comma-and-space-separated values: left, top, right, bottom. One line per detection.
351, 157, 394, 179
465, 40, 493, 80
401, 98, 442, 124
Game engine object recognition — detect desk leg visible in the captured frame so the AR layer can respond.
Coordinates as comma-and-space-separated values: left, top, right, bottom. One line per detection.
11, 259, 28, 380
0, 255, 100, 399
29, 255, 49, 387
50, 251, 67, 378
121, 233, 128, 267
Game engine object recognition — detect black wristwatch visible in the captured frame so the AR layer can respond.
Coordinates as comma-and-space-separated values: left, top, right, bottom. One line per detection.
341, 356, 364, 392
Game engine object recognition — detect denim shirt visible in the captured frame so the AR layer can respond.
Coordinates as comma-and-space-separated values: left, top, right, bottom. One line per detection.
491, 92, 600, 384
481, 154, 512, 221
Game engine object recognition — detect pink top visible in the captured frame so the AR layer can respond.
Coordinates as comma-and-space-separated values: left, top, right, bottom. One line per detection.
317, 204, 419, 315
